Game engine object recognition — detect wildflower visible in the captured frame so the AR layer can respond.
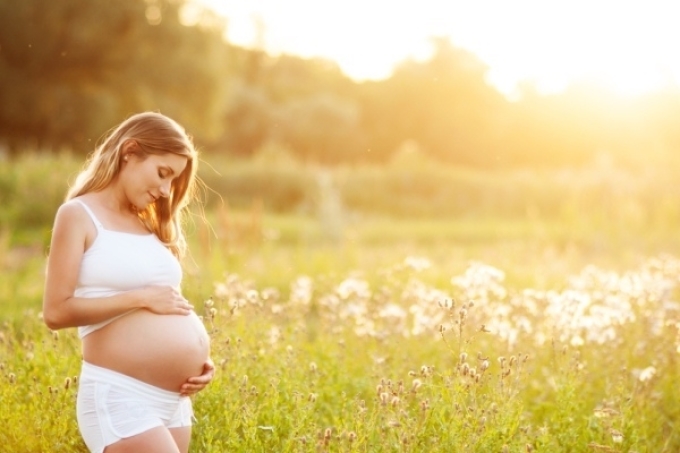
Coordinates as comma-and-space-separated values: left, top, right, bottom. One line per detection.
246, 289, 259, 303
480, 359, 490, 372
308, 393, 317, 403
391, 396, 400, 407
309, 362, 318, 373
459, 308, 468, 320
64, 377, 71, 390
348, 431, 357, 443
204, 297, 214, 308
460, 352, 468, 363
380, 392, 389, 405
611, 429, 624, 443
8, 373, 16, 384
637, 366, 656, 382
412, 379, 422, 392
420, 399, 430, 411
52, 331, 59, 341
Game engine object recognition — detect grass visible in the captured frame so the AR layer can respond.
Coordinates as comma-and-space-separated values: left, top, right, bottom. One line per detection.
2, 154, 680, 451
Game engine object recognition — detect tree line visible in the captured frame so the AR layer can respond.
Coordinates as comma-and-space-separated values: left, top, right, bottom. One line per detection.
1, 0, 679, 168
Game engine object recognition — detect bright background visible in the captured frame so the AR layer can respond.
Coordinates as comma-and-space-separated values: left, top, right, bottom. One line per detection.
199, 0, 680, 98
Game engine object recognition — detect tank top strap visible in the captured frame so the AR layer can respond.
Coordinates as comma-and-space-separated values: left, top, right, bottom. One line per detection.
72, 199, 104, 230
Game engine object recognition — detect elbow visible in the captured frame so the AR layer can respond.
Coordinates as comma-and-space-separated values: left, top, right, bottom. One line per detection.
42, 311, 63, 331
42, 303, 68, 331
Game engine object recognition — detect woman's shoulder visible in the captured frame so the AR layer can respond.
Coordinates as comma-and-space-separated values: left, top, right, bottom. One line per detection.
54, 198, 91, 228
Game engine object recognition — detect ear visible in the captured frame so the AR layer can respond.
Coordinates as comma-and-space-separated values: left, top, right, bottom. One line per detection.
121, 139, 138, 162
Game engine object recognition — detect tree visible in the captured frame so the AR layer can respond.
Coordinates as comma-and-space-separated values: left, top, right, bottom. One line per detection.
0, 0, 229, 154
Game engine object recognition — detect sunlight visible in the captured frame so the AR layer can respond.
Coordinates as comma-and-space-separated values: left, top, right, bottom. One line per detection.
196, 0, 680, 98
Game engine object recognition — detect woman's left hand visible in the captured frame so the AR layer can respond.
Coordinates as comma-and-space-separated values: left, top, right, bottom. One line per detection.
180, 358, 215, 396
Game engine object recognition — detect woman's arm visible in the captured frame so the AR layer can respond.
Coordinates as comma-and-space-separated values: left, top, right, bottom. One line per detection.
42, 202, 193, 330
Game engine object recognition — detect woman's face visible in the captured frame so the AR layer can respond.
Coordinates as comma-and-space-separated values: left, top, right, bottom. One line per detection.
120, 152, 189, 210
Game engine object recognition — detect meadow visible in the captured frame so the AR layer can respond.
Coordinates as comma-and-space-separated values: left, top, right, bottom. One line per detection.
1, 154, 680, 452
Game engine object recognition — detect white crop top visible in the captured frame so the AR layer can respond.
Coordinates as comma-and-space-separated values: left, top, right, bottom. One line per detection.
72, 199, 182, 338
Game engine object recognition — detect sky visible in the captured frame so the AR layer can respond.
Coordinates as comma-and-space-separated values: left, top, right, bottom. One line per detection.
194, 0, 680, 99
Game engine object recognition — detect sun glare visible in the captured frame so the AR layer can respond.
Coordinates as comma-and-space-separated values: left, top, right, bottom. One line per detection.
197, 0, 680, 99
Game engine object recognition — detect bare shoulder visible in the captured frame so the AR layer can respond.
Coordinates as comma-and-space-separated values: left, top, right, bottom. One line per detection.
52, 199, 95, 240
54, 200, 87, 226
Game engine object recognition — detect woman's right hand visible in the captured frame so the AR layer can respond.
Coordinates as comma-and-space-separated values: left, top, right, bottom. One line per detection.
138, 286, 193, 315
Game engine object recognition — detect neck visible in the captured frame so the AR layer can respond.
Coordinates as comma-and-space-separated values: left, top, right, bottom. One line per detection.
94, 185, 138, 216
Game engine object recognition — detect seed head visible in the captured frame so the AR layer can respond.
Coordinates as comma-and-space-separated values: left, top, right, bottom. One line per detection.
348, 431, 357, 443
380, 392, 389, 405
8, 373, 16, 384
611, 429, 623, 443
411, 379, 422, 392
64, 377, 71, 390
309, 362, 318, 373
308, 393, 317, 403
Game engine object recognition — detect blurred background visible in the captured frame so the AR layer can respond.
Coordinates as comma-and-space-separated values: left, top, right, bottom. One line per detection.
2, 0, 680, 267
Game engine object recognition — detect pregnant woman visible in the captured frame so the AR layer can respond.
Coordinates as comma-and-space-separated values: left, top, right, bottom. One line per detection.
43, 112, 214, 453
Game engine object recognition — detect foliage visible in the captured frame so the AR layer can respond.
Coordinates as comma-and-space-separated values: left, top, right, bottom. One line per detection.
0, 0, 228, 152
2, 254, 680, 451
3, 0, 680, 167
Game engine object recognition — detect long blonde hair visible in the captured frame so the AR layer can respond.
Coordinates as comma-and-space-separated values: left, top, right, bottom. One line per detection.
67, 112, 198, 258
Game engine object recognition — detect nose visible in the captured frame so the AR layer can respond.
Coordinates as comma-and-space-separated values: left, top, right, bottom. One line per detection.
159, 180, 171, 198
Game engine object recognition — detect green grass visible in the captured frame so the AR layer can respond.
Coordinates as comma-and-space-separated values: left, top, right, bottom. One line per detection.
2, 154, 680, 451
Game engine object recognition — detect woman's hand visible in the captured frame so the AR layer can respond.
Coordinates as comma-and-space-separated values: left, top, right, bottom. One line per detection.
180, 358, 215, 396
139, 286, 193, 315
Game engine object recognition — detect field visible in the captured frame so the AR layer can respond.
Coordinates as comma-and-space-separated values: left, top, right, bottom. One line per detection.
1, 155, 680, 452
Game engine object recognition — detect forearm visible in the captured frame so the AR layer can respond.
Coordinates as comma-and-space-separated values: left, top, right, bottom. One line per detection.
43, 291, 143, 330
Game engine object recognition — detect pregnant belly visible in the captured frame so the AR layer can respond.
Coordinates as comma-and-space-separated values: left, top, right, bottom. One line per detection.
83, 309, 211, 392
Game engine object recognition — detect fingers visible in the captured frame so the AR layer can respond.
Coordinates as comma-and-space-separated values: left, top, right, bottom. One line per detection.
180, 382, 204, 396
